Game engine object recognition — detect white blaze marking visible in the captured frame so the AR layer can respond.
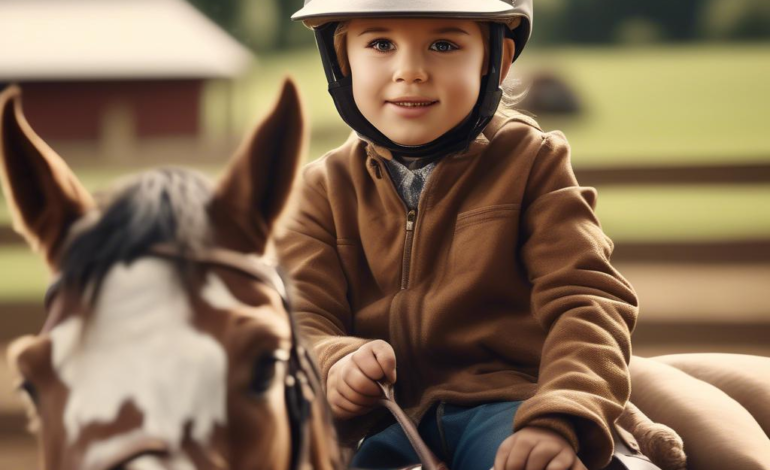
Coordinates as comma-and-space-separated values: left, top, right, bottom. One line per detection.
50, 258, 228, 449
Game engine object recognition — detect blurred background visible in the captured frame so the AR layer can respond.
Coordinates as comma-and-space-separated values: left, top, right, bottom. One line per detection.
1, 0, 768, 466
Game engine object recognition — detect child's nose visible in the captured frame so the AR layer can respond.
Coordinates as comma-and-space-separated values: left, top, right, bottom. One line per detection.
393, 52, 428, 84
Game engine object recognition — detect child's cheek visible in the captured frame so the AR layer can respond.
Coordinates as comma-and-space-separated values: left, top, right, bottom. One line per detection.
351, 76, 383, 128
442, 61, 482, 108
350, 56, 387, 120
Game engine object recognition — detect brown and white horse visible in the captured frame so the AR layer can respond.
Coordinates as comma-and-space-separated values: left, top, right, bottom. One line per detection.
0, 80, 342, 470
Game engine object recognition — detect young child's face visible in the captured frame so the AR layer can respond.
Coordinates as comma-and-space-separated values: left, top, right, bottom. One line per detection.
346, 18, 487, 146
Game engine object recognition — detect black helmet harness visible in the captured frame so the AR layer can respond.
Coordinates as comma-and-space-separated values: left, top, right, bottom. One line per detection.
314, 21, 510, 160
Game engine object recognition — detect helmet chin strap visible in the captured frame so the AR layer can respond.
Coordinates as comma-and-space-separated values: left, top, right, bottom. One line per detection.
315, 22, 506, 160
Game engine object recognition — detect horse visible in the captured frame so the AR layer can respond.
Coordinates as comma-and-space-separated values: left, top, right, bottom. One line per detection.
0, 80, 342, 470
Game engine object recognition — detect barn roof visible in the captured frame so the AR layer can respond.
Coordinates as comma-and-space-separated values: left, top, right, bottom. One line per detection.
0, 0, 254, 81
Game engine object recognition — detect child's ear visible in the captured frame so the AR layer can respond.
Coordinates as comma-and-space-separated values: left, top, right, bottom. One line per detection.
500, 38, 516, 83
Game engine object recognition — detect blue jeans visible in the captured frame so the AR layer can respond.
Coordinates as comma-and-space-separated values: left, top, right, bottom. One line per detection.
350, 400, 525, 470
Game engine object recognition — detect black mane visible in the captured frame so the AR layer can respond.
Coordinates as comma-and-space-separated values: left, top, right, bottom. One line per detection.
61, 167, 213, 294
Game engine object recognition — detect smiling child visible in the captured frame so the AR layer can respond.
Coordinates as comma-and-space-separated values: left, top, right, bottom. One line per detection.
274, 2, 639, 470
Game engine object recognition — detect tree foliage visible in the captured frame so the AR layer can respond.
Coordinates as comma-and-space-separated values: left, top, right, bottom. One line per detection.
524, 0, 768, 46
186, 0, 770, 51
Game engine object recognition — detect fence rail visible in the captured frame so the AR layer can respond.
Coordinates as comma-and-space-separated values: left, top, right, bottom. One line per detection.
575, 161, 770, 186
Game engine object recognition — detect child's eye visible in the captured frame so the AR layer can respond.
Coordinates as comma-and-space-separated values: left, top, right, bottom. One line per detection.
430, 41, 458, 52
368, 39, 395, 53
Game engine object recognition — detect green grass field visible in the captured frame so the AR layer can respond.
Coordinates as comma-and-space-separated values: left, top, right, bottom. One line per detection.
0, 247, 48, 302
525, 45, 770, 167
595, 184, 770, 242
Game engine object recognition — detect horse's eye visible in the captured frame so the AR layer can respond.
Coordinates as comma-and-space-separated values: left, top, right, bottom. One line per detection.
249, 354, 279, 395
19, 379, 38, 406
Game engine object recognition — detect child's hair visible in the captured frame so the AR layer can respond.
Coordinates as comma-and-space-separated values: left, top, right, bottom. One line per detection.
332, 21, 527, 119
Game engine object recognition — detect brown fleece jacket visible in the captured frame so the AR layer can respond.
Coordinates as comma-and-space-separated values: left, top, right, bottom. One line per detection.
273, 113, 639, 470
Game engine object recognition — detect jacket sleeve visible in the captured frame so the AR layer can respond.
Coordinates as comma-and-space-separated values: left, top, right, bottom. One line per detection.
273, 162, 373, 388
512, 131, 639, 470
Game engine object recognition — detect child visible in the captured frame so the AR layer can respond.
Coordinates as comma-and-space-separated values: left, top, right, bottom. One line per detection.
274, 2, 639, 470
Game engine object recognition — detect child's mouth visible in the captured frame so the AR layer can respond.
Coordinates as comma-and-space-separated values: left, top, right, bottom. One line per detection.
385, 98, 439, 117
388, 100, 438, 108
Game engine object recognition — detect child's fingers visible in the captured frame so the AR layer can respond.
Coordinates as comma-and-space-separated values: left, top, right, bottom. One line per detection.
370, 340, 397, 383
531, 445, 569, 470
351, 347, 385, 382
337, 374, 381, 407
504, 439, 530, 470
353, 340, 397, 383
341, 364, 385, 398
327, 387, 369, 419
545, 449, 580, 470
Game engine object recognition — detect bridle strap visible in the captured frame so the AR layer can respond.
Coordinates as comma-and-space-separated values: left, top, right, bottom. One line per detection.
147, 244, 289, 305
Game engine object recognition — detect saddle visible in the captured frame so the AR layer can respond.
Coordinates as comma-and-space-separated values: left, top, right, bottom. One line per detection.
358, 381, 662, 470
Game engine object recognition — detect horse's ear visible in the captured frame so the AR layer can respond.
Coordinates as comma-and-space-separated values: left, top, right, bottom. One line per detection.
0, 85, 94, 268
212, 77, 306, 254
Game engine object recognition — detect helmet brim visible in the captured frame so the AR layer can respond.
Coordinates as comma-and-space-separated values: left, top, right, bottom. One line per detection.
292, 0, 524, 25
293, 0, 532, 62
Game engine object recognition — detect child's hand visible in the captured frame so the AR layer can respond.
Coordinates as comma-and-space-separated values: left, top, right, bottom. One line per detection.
493, 426, 587, 470
326, 340, 397, 420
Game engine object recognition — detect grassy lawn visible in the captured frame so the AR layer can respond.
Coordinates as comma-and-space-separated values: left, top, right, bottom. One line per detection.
0, 246, 48, 302
595, 184, 770, 242
217, 44, 770, 166
526, 45, 770, 167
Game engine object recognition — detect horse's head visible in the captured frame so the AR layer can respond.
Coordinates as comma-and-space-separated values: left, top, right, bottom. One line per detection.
0, 81, 340, 470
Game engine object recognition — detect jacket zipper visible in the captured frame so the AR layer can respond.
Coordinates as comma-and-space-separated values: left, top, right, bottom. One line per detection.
401, 209, 417, 289
370, 157, 440, 290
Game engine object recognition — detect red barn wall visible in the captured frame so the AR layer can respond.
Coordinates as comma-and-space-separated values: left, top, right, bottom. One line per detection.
18, 80, 203, 141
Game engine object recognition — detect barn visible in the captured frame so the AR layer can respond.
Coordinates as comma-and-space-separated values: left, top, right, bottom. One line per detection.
0, 0, 253, 163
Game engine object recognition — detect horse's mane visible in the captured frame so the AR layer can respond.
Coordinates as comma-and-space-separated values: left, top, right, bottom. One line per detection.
60, 167, 213, 299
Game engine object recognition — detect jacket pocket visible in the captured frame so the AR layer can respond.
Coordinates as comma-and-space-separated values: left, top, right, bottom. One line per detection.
450, 204, 522, 280
455, 203, 521, 231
